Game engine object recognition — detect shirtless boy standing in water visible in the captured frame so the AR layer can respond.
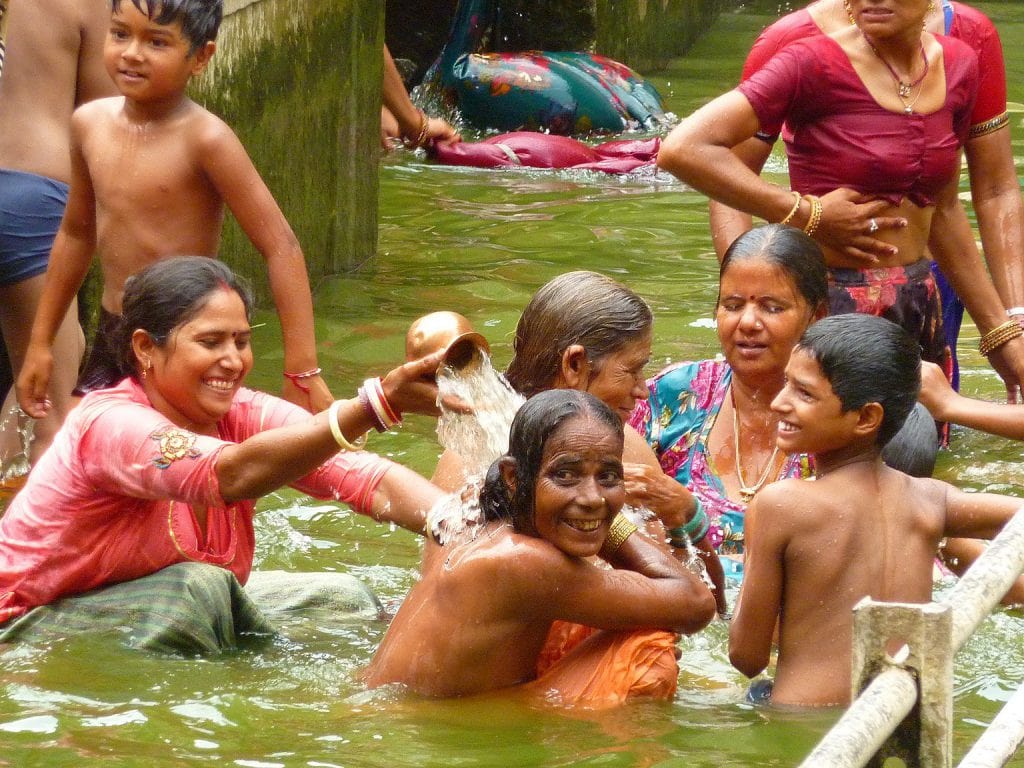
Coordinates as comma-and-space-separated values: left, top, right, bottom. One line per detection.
730, 314, 1022, 707
0, 0, 115, 460
18, 0, 331, 430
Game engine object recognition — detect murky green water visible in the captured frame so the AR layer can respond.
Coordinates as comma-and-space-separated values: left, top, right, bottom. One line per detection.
6, 4, 1024, 765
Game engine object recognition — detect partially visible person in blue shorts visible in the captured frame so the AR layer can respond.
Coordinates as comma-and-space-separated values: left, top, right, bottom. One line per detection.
0, 170, 68, 283
0, 0, 115, 462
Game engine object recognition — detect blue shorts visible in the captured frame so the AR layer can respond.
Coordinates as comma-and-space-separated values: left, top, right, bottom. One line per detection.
745, 678, 774, 704
0, 168, 68, 286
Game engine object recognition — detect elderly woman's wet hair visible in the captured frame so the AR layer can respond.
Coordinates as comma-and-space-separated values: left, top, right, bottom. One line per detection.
479, 389, 624, 535
797, 314, 921, 447
720, 224, 828, 312
110, 256, 254, 385
505, 271, 653, 397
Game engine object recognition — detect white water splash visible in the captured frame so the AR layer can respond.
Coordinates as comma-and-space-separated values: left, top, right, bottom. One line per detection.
435, 352, 524, 477
0, 404, 34, 487
428, 353, 524, 545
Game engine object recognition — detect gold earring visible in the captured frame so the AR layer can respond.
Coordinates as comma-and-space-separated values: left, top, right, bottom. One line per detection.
844, 0, 855, 25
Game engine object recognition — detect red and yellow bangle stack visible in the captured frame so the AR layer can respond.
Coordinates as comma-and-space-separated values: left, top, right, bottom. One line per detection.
359, 377, 402, 433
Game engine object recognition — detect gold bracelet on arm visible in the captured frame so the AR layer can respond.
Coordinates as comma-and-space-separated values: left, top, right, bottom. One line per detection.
405, 108, 429, 148
979, 320, 1024, 357
969, 112, 1009, 140
779, 190, 803, 226
601, 513, 638, 558
802, 195, 822, 237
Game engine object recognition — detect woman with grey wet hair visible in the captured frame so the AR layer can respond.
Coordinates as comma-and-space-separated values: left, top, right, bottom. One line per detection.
505, 270, 653, 399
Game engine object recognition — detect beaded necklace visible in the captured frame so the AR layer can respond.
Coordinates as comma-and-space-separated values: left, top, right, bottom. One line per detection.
861, 32, 930, 114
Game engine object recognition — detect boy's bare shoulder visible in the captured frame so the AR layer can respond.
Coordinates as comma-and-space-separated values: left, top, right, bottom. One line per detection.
182, 101, 241, 148
71, 96, 123, 125
753, 477, 818, 511
874, 466, 950, 513
897, 472, 948, 499
748, 476, 840, 533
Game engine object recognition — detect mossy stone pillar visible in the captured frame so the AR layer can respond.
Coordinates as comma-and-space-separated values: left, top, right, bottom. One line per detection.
595, 0, 725, 72
191, 0, 382, 290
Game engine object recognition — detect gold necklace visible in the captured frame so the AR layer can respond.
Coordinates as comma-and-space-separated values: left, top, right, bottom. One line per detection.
861, 31, 930, 114
731, 388, 781, 503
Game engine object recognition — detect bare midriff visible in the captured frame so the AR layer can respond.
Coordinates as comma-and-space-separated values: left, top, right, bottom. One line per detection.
821, 198, 934, 271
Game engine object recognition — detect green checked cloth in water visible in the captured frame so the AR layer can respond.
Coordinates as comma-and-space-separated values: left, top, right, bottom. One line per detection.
0, 563, 383, 654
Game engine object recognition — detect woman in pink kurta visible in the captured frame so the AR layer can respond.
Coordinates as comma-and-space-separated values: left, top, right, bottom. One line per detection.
0, 256, 445, 633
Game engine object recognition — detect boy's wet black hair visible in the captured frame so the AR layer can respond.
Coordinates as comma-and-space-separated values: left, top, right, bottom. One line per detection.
113, 0, 222, 54
479, 389, 624, 536
796, 314, 921, 448
719, 223, 828, 313
881, 402, 938, 478
110, 255, 254, 386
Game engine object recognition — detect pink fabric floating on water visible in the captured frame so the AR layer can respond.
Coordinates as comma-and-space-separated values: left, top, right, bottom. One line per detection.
429, 131, 660, 174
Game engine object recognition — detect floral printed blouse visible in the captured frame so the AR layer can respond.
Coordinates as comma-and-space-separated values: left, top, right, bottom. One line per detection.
629, 359, 812, 565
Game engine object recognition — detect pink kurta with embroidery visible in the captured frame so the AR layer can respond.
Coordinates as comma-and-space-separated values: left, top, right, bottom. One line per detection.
0, 378, 392, 624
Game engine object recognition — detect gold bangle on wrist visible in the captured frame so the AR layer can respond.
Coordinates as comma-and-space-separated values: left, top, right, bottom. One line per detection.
779, 190, 802, 226
802, 194, 822, 237
327, 399, 369, 451
601, 513, 638, 557
405, 108, 429, 148
979, 320, 1024, 356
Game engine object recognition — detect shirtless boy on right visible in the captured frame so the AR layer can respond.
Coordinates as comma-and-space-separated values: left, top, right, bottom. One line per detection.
729, 314, 1022, 707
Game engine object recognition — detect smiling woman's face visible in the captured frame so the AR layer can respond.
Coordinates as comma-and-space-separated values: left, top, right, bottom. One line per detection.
143, 288, 253, 434
531, 414, 625, 559
716, 259, 815, 383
